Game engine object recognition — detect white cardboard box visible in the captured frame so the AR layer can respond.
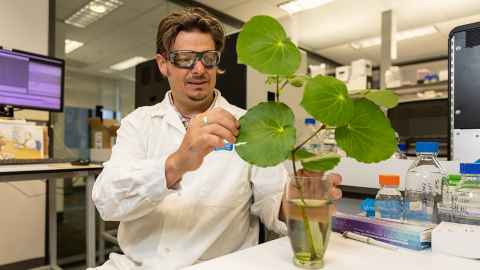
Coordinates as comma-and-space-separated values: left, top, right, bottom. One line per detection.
335, 66, 351, 83
351, 59, 373, 77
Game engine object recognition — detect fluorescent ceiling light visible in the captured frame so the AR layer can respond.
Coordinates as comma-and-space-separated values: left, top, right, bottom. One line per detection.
65, 39, 84, 54
278, 0, 334, 14
65, 0, 123, 28
350, 26, 438, 49
109, 56, 147, 71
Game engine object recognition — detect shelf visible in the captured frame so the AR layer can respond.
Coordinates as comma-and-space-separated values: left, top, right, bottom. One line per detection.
390, 80, 448, 95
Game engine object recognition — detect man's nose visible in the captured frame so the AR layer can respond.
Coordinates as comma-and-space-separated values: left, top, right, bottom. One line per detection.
191, 59, 206, 74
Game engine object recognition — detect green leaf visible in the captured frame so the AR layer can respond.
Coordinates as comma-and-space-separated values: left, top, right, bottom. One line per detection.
301, 75, 354, 127
235, 102, 296, 167
365, 90, 399, 109
289, 148, 315, 160
237, 15, 301, 75
301, 153, 341, 172
288, 75, 308, 88
335, 99, 397, 163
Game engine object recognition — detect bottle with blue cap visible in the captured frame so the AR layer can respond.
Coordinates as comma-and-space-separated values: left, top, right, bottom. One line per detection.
452, 163, 480, 225
303, 118, 322, 154
404, 141, 445, 224
395, 143, 407, 159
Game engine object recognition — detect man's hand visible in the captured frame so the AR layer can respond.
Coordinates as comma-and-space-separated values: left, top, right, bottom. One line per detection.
296, 169, 342, 200
165, 108, 240, 187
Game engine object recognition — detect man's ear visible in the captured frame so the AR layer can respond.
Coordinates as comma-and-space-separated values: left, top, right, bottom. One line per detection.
156, 54, 168, 77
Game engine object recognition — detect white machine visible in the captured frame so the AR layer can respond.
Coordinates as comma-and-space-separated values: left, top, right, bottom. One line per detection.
432, 222, 480, 259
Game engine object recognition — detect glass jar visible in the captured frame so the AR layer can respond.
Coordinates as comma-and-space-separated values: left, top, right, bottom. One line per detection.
452, 163, 480, 225
284, 174, 334, 269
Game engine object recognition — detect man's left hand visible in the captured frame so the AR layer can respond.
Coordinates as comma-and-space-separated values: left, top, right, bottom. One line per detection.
295, 169, 342, 200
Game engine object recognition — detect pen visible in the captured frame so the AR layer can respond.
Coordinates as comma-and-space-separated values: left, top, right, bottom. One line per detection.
342, 231, 398, 251
214, 141, 248, 151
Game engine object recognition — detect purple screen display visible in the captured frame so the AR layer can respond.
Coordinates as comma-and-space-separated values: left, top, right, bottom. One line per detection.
0, 50, 63, 110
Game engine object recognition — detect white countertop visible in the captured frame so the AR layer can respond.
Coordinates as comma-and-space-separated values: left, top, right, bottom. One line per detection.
183, 233, 479, 270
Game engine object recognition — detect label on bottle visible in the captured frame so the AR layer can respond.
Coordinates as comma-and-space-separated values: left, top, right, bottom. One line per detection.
409, 201, 422, 211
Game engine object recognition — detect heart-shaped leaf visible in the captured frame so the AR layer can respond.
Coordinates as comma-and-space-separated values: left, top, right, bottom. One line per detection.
237, 15, 301, 75
235, 102, 296, 167
301, 153, 341, 172
365, 90, 399, 109
301, 75, 354, 127
335, 99, 396, 163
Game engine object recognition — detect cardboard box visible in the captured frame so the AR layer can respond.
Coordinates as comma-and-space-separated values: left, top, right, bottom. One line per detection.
89, 118, 119, 149
332, 212, 434, 250
347, 76, 372, 92
351, 59, 373, 77
335, 66, 351, 83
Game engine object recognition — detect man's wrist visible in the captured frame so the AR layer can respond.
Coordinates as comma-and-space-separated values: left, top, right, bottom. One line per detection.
165, 152, 184, 188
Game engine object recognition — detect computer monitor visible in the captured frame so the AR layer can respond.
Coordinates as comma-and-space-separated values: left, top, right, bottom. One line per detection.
0, 48, 64, 112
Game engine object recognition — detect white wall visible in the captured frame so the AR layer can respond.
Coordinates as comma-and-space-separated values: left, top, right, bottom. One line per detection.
0, 0, 49, 265
246, 50, 311, 141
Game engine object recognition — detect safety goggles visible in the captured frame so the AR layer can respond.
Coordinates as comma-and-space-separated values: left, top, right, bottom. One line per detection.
167, 50, 221, 69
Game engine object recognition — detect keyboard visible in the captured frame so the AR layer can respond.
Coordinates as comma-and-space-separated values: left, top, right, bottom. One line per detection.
0, 158, 75, 166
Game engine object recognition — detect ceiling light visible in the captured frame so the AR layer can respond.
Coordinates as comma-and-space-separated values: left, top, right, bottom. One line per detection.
278, 0, 335, 14
89, 4, 107, 13
65, 0, 123, 28
350, 26, 438, 49
109, 56, 147, 71
65, 39, 84, 54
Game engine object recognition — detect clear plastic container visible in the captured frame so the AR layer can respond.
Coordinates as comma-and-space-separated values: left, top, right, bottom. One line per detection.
438, 174, 461, 222
375, 175, 403, 220
452, 163, 480, 225
404, 142, 445, 224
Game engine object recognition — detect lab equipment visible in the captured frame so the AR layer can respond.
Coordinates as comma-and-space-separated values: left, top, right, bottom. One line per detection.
452, 163, 480, 225
404, 142, 445, 224
333, 212, 433, 250
342, 231, 398, 251
432, 221, 480, 259
438, 174, 461, 222
375, 174, 403, 220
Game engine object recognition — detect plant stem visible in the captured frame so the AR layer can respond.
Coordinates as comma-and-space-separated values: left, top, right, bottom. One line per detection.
289, 124, 327, 260
291, 149, 319, 260
275, 75, 280, 102
294, 124, 326, 152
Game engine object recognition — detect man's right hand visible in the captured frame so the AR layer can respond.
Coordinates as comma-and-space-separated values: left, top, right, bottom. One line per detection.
165, 108, 240, 187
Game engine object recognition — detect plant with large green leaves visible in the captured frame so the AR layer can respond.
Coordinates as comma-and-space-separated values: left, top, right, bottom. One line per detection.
234, 15, 399, 266
235, 15, 398, 171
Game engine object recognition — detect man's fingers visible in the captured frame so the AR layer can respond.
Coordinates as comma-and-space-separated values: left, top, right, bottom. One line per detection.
202, 124, 236, 144
327, 173, 342, 186
330, 187, 342, 200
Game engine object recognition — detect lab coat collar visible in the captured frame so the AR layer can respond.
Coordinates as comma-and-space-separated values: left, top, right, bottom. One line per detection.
149, 89, 229, 132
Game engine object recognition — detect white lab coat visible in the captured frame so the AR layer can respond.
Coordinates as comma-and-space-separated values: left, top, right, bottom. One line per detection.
91, 90, 288, 270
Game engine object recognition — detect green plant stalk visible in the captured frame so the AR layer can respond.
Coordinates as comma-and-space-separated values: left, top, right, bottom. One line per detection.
290, 125, 327, 261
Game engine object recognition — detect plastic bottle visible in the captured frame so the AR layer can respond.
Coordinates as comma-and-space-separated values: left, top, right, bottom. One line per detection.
404, 142, 445, 224
452, 163, 480, 225
375, 175, 403, 220
438, 174, 461, 222
303, 118, 322, 154
396, 143, 407, 159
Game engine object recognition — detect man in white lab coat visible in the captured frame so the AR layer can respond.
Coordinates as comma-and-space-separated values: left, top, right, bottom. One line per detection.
91, 7, 341, 270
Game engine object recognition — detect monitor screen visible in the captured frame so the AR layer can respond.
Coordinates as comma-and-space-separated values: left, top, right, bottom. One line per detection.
0, 48, 64, 111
